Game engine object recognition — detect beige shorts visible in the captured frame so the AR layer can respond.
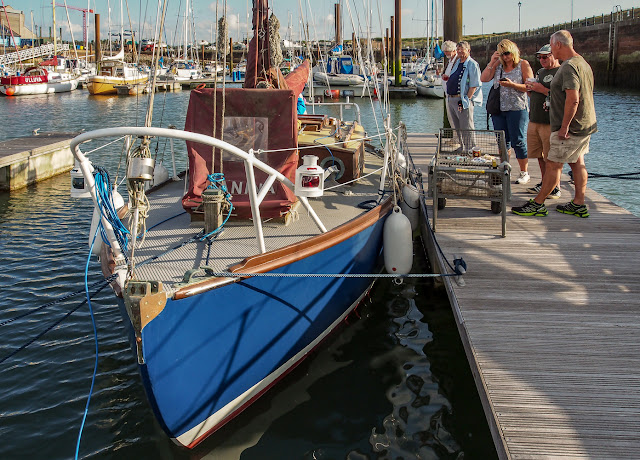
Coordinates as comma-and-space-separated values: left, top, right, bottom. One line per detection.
527, 122, 551, 159
547, 131, 590, 164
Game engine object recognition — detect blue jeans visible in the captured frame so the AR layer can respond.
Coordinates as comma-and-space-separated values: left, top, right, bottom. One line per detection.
491, 110, 528, 159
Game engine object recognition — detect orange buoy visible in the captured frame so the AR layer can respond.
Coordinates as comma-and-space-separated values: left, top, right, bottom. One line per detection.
5, 86, 15, 96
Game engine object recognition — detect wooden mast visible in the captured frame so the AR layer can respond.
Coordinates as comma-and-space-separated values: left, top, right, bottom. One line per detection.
244, 0, 270, 88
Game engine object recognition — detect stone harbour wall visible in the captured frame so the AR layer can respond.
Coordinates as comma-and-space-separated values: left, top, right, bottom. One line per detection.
469, 17, 640, 90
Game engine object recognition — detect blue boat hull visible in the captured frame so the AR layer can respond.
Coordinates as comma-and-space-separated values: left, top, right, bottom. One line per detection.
117, 210, 388, 447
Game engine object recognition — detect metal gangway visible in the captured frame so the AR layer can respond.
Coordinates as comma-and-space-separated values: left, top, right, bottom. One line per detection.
0, 43, 70, 67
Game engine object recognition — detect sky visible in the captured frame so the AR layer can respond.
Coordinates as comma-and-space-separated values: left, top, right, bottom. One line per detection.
9, 0, 640, 46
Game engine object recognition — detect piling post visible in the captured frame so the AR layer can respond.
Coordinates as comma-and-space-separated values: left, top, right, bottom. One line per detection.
394, 0, 402, 86
95, 13, 101, 67
443, 0, 462, 43
390, 17, 395, 76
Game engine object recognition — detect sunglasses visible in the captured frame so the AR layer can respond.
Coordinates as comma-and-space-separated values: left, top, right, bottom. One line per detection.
537, 54, 551, 60
500, 51, 511, 56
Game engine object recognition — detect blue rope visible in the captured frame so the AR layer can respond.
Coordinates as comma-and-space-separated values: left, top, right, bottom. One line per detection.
200, 173, 234, 240
312, 125, 337, 166
93, 167, 130, 253
74, 225, 101, 459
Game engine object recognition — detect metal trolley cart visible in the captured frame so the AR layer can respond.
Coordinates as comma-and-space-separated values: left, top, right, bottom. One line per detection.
428, 128, 511, 237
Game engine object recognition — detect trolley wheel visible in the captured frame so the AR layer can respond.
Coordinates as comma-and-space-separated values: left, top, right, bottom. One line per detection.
491, 201, 502, 214
437, 197, 447, 210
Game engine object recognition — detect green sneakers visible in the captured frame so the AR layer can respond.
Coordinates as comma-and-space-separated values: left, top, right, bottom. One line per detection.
556, 200, 590, 218
512, 199, 589, 218
511, 199, 548, 217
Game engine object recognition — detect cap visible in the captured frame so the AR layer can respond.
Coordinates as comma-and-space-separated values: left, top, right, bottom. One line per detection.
536, 44, 552, 55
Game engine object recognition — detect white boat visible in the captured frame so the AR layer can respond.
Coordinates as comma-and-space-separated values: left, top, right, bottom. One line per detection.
0, 66, 78, 96
167, 60, 203, 81
416, 72, 445, 98
313, 71, 365, 86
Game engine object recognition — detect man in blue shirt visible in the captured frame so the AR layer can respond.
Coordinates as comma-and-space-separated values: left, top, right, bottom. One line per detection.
445, 41, 482, 152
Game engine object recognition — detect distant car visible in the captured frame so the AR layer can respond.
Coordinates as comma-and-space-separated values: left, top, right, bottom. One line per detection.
141, 42, 167, 53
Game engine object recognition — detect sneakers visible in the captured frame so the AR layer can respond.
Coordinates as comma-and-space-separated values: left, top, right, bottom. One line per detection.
511, 199, 548, 217
527, 182, 542, 194
515, 171, 530, 184
527, 182, 561, 199
548, 186, 562, 199
556, 200, 589, 218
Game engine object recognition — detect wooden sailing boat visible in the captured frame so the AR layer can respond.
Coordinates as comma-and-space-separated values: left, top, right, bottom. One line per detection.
86, 0, 147, 95
69, 0, 413, 448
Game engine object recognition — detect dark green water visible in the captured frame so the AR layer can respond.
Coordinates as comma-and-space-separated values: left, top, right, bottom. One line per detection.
1, 86, 637, 458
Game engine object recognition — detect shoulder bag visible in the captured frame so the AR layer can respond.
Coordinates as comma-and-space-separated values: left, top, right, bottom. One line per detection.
486, 67, 503, 116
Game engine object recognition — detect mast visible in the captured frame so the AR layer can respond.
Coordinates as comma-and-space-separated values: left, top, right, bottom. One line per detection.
243, 0, 270, 88
183, 0, 188, 61
53, 0, 57, 56
334, 2, 341, 49
394, 0, 401, 85
120, 0, 123, 53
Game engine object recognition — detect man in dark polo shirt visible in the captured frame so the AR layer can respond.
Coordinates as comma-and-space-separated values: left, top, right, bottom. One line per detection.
512, 30, 597, 218
525, 44, 561, 198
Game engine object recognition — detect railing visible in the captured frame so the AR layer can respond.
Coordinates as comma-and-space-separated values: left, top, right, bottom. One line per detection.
469, 7, 638, 47
307, 98, 362, 124
0, 43, 71, 67
70, 127, 329, 289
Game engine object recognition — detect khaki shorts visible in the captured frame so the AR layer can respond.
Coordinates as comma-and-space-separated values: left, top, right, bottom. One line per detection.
547, 131, 590, 164
527, 122, 551, 159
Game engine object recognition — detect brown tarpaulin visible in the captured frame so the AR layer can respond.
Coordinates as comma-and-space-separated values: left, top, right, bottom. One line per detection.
182, 88, 299, 219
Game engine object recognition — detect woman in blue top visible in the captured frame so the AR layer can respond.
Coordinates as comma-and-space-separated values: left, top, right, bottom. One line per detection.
446, 41, 483, 152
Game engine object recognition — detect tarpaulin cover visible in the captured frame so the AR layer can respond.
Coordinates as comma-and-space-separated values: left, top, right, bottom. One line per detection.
339, 58, 354, 75
284, 59, 309, 97
183, 88, 299, 219
40, 56, 59, 66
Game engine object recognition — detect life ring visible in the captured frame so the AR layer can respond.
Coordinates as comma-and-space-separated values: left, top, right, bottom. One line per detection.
195, 83, 207, 90
319, 155, 345, 180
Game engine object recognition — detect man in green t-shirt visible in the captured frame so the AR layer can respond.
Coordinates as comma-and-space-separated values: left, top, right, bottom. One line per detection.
512, 30, 597, 218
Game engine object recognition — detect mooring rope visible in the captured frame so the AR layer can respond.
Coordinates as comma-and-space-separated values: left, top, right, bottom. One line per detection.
569, 170, 640, 180
0, 275, 116, 365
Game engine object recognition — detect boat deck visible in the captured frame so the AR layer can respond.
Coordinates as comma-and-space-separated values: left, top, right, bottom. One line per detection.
133, 154, 384, 293
407, 132, 640, 458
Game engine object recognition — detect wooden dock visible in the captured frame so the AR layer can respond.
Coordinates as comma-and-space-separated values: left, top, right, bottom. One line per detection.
0, 132, 80, 191
408, 132, 640, 459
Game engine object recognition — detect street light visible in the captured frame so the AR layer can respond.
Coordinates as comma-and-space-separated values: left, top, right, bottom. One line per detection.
481, 17, 484, 36
518, 2, 522, 33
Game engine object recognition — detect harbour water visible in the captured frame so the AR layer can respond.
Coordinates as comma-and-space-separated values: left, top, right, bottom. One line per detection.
0, 85, 638, 459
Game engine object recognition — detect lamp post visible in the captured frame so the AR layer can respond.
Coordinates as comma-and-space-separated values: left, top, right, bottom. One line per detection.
518, 2, 522, 32
481, 17, 484, 36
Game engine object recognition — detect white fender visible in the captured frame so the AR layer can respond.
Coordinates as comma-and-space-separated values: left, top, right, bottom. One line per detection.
400, 184, 420, 232
383, 206, 413, 275
396, 151, 407, 178
89, 190, 125, 256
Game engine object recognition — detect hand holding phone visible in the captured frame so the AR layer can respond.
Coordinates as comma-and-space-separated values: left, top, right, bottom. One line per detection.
499, 78, 508, 81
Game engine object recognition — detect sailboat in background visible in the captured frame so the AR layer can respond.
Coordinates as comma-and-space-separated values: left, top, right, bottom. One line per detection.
86, 0, 148, 94
415, 0, 444, 98
166, 0, 203, 80
0, 1, 78, 96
